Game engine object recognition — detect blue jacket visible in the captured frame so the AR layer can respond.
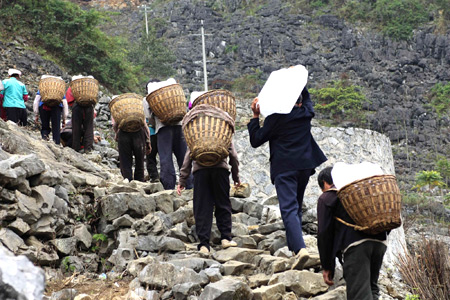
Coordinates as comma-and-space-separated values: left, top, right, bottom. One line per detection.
1, 77, 28, 108
247, 88, 327, 183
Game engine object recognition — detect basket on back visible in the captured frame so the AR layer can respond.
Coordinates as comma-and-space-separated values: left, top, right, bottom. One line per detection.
38, 77, 66, 106
337, 175, 402, 235
70, 78, 99, 106
146, 84, 186, 125
192, 89, 236, 120
109, 93, 145, 132
182, 104, 235, 167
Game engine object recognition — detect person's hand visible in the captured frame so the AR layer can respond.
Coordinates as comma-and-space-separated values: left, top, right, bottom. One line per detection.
234, 180, 241, 187
62, 119, 66, 128
323, 270, 334, 286
145, 142, 151, 155
176, 184, 185, 196
251, 97, 260, 118
34, 115, 39, 124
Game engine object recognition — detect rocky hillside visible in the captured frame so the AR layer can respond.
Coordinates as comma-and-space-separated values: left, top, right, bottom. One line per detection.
80, 0, 450, 188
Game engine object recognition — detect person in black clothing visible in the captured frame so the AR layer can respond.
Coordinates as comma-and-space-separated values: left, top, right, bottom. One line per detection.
248, 86, 327, 270
317, 166, 388, 300
72, 102, 94, 152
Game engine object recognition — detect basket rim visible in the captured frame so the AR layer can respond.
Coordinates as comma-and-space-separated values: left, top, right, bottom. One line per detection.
70, 77, 99, 83
337, 174, 397, 193
39, 77, 66, 84
109, 93, 143, 109
146, 83, 182, 99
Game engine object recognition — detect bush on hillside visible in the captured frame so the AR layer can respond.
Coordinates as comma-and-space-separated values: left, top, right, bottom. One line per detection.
310, 77, 370, 126
0, 0, 139, 92
429, 82, 450, 117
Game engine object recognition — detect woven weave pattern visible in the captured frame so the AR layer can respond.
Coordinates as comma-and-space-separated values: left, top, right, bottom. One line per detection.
70, 78, 99, 106
109, 93, 145, 132
146, 84, 186, 125
38, 77, 66, 106
192, 89, 236, 120
183, 105, 234, 167
337, 175, 402, 235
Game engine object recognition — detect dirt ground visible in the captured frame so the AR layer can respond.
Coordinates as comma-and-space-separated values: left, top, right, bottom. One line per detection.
45, 274, 133, 300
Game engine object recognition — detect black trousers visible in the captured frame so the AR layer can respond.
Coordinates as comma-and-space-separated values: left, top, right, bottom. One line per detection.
6, 107, 27, 126
118, 128, 146, 182
157, 125, 192, 189
146, 134, 159, 180
343, 241, 387, 300
193, 168, 232, 250
72, 103, 94, 151
39, 105, 62, 144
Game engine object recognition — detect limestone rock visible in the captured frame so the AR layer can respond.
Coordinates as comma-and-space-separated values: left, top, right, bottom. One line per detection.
212, 247, 264, 264
253, 283, 286, 300
0, 245, 45, 300
199, 278, 253, 300
230, 183, 251, 198
0, 228, 25, 252
269, 270, 329, 297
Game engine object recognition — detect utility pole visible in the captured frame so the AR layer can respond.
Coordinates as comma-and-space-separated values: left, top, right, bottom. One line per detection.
144, 4, 149, 37
192, 20, 212, 91
200, 20, 208, 91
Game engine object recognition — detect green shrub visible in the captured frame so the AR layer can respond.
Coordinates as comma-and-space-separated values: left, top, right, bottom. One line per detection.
231, 68, 264, 98
429, 82, 450, 117
310, 78, 370, 126
435, 157, 450, 186
413, 170, 445, 193
372, 0, 429, 40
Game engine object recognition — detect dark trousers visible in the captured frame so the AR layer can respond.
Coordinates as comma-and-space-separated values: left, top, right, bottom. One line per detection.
193, 168, 232, 250
157, 125, 192, 190
39, 106, 62, 144
274, 169, 312, 253
117, 128, 146, 182
146, 135, 159, 180
343, 241, 387, 300
6, 107, 27, 126
72, 103, 94, 152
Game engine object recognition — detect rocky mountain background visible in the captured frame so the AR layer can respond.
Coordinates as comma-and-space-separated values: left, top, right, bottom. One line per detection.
80, 0, 450, 189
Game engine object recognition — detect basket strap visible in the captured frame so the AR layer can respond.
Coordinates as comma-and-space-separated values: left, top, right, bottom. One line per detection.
335, 217, 369, 232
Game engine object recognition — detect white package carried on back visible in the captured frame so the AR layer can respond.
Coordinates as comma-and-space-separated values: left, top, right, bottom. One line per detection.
257, 64, 308, 117
146, 78, 176, 95
331, 161, 384, 190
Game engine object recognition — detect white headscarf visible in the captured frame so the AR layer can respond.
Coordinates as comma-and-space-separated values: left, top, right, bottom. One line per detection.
8, 68, 22, 76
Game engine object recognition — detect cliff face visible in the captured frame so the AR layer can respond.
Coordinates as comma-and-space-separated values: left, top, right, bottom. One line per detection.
84, 0, 450, 186
5, 0, 450, 187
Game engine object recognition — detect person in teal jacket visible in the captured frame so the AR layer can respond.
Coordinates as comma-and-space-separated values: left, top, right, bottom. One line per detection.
0, 69, 29, 126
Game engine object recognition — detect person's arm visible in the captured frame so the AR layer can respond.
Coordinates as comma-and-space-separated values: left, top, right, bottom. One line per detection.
33, 93, 41, 114
228, 142, 240, 186
22, 84, 29, 102
317, 192, 337, 279
301, 87, 314, 116
177, 149, 193, 195
62, 98, 69, 121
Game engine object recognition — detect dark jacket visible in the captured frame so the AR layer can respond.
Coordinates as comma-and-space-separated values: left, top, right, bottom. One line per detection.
179, 142, 240, 187
317, 187, 387, 273
247, 88, 327, 183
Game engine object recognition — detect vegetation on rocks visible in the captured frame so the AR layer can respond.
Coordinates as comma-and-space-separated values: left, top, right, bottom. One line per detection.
0, 0, 175, 93
310, 76, 370, 126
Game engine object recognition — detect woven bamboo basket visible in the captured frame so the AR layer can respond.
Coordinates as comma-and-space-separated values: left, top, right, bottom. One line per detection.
192, 89, 236, 120
182, 104, 234, 167
70, 78, 99, 106
38, 77, 66, 106
109, 93, 145, 132
146, 84, 186, 125
337, 175, 402, 235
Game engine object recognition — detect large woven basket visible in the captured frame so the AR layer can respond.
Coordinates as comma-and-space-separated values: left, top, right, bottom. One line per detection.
146, 84, 186, 125
192, 89, 236, 120
182, 104, 235, 167
38, 77, 66, 106
70, 78, 99, 106
109, 93, 145, 132
337, 175, 402, 235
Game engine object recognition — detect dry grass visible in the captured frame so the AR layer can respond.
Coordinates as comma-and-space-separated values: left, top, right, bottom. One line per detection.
397, 238, 450, 300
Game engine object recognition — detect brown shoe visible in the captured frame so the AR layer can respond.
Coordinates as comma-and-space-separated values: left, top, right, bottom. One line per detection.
199, 246, 210, 254
221, 239, 237, 249
291, 248, 310, 270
